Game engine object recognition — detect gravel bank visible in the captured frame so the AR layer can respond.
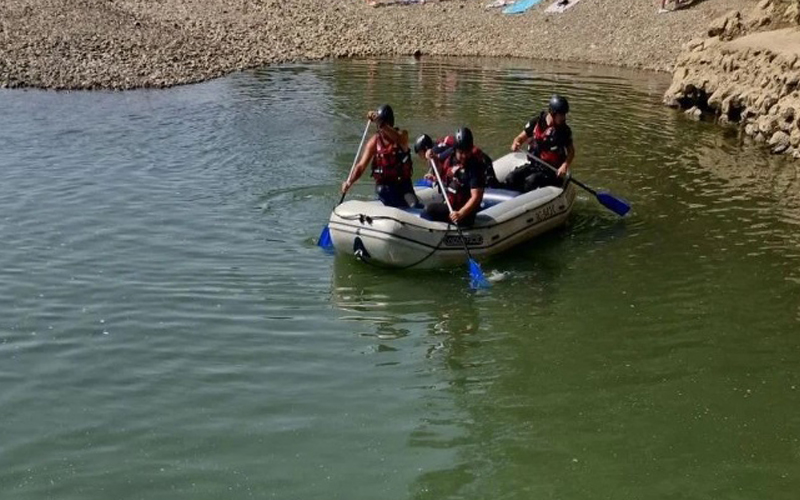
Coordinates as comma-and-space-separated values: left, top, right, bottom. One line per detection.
1, 0, 753, 90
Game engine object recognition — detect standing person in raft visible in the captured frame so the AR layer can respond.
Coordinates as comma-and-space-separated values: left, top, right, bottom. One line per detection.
341, 104, 419, 208
423, 127, 487, 227
508, 94, 575, 191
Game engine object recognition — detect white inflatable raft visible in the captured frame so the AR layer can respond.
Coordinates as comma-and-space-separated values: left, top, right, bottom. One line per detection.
328, 152, 576, 268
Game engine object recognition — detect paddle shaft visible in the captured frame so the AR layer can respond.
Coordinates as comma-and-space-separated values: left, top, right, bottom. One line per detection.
339, 120, 372, 205
525, 152, 597, 196
429, 159, 476, 260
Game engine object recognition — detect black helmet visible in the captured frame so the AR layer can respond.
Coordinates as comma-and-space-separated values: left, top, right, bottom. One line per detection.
548, 94, 570, 115
375, 104, 395, 127
454, 127, 474, 151
414, 134, 434, 153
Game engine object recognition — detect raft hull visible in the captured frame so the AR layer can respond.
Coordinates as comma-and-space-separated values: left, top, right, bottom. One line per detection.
328, 152, 576, 268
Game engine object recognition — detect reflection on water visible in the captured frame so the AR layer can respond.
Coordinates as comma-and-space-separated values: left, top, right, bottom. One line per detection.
1, 57, 799, 500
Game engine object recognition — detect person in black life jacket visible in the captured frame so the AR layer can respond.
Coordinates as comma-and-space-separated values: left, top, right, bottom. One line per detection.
415, 133, 499, 188
509, 94, 575, 191
342, 104, 419, 208
422, 127, 486, 226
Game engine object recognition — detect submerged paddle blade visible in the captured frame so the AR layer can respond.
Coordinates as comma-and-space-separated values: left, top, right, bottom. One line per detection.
596, 192, 631, 217
468, 259, 491, 290
318, 225, 333, 249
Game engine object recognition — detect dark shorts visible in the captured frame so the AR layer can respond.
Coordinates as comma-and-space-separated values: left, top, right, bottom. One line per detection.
376, 179, 420, 208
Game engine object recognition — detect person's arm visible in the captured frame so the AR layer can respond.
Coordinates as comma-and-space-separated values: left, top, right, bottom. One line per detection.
512, 116, 538, 151
511, 130, 530, 152
557, 143, 575, 177
451, 161, 485, 222
426, 144, 453, 164
451, 188, 484, 223
423, 157, 445, 180
435, 147, 454, 161
342, 136, 377, 193
377, 126, 409, 152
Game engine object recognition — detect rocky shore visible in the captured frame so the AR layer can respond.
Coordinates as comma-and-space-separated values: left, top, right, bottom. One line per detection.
1, 0, 749, 90
664, 0, 800, 157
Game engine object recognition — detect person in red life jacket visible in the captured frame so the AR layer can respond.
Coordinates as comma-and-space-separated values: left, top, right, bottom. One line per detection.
342, 104, 419, 208
422, 127, 486, 226
413, 133, 452, 185
509, 94, 575, 190
415, 133, 499, 188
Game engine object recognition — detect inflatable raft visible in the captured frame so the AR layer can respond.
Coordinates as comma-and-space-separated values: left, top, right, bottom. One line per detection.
327, 152, 576, 268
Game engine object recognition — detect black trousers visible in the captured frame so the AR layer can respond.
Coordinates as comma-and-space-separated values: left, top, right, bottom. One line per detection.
505, 162, 564, 192
376, 179, 419, 208
422, 202, 476, 227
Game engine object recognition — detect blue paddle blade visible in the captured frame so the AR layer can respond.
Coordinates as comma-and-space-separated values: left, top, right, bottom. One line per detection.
414, 178, 434, 188
318, 225, 333, 249
468, 259, 491, 290
596, 192, 631, 217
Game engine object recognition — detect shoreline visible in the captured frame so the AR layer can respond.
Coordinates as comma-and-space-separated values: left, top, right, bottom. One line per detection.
1, 0, 751, 91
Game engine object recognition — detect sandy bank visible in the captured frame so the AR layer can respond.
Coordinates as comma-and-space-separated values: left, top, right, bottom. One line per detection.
1, 0, 751, 90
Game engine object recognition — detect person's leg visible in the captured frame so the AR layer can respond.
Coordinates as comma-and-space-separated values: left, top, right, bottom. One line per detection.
422, 202, 450, 222
520, 164, 553, 191
376, 184, 394, 206
542, 167, 565, 188
376, 184, 403, 207
397, 178, 421, 208
377, 181, 420, 208
457, 213, 477, 227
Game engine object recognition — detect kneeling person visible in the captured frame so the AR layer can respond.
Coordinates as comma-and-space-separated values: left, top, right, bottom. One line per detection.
342, 104, 419, 208
415, 132, 499, 189
508, 94, 574, 192
414, 133, 454, 185
424, 127, 486, 226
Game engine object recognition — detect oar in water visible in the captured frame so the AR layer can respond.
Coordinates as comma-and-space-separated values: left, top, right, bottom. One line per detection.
429, 159, 491, 290
527, 154, 631, 217
318, 120, 371, 249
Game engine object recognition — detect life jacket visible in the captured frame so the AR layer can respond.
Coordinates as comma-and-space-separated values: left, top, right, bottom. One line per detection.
425, 135, 455, 178
442, 146, 485, 210
438, 135, 456, 149
371, 131, 412, 184
532, 112, 567, 166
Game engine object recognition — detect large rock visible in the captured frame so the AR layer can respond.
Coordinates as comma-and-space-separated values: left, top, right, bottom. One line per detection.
708, 11, 743, 40
785, 2, 800, 25
769, 130, 790, 147
790, 128, 800, 147
664, 3, 800, 158
759, 115, 779, 134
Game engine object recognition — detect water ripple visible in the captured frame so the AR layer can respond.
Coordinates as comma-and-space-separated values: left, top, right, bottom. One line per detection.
1, 58, 799, 500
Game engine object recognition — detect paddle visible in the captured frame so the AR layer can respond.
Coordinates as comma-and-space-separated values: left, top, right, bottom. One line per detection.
318, 120, 372, 249
429, 159, 491, 290
526, 153, 631, 217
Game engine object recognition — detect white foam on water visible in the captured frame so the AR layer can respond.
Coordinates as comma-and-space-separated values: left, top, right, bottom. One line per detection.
486, 269, 512, 283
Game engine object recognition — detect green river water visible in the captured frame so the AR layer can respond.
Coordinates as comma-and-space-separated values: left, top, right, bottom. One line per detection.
1, 58, 799, 499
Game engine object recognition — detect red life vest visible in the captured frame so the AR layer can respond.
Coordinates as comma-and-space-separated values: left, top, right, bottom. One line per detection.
438, 135, 456, 149
443, 146, 484, 210
533, 116, 566, 166
371, 132, 412, 184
